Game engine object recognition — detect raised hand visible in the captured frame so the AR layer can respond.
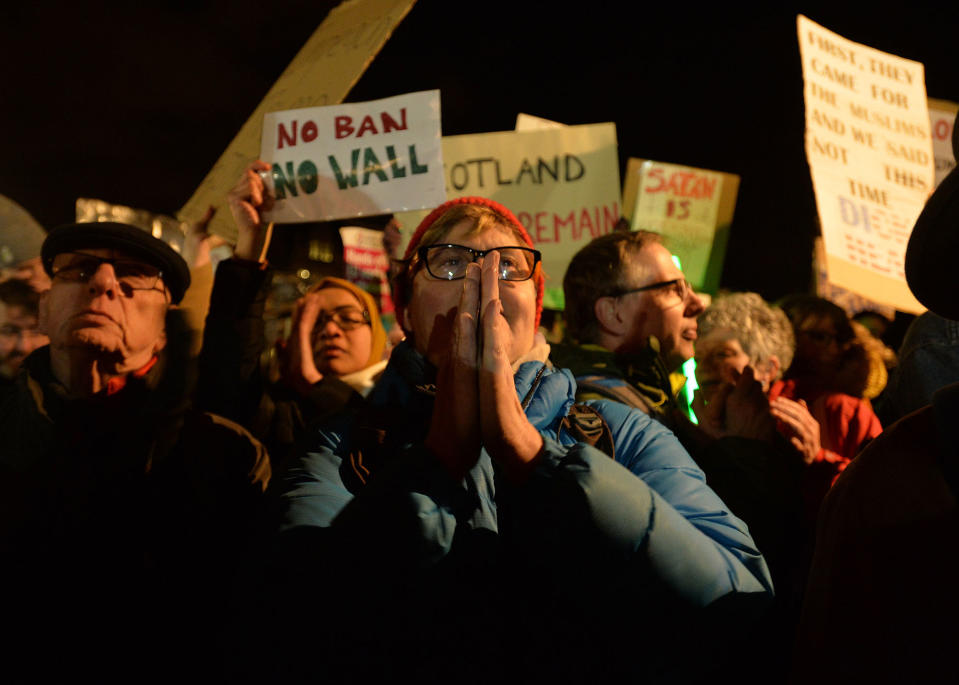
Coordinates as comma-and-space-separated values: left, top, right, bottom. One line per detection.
722, 366, 778, 442
692, 366, 777, 442
770, 396, 821, 464
424, 262, 482, 480
280, 292, 325, 397
477, 251, 543, 482
228, 160, 274, 262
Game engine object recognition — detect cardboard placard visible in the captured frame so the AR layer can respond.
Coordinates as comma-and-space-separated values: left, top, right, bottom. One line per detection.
396, 122, 619, 310
178, 0, 417, 241
340, 225, 393, 315
798, 14, 934, 313
621, 159, 739, 294
929, 97, 958, 188
261, 90, 444, 223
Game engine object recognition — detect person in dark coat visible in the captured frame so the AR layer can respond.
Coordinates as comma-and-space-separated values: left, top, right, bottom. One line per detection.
0, 221, 271, 682
794, 112, 959, 683
196, 161, 388, 470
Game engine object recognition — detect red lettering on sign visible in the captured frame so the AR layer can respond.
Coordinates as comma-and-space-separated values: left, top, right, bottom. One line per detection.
558, 212, 578, 240
534, 211, 555, 243
381, 108, 408, 133
645, 167, 666, 192
278, 121, 298, 149
935, 118, 952, 141
644, 169, 717, 199
335, 116, 355, 139
356, 115, 378, 138
579, 208, 595, 238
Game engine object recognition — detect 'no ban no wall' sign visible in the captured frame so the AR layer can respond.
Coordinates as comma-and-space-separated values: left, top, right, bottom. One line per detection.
260, 90, 446, 223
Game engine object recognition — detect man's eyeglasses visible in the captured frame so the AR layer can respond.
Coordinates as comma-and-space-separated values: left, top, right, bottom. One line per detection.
51, 252, 164, 297
417, 244, 541, 282
314, 306, 371, 332
612, 278, 692, 301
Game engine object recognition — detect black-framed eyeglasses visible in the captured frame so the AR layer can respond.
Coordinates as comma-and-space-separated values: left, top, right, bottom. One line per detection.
313, 306, 371, 332
612, 278, 691, 301
51, 252, 164, 297
416, 244, 541, 282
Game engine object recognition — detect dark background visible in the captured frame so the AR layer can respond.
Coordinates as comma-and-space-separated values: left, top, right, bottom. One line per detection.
2, 1, 957, 301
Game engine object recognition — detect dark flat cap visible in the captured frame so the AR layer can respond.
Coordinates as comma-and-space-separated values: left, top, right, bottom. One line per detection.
42, 222, 190, 304
905, 112, 959, 319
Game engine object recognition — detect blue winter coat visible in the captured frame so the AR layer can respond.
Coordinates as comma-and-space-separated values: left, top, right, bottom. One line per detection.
277, 341, 772, 606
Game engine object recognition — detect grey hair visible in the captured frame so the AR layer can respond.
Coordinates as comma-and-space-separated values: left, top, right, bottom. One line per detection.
698, 292, 794, 378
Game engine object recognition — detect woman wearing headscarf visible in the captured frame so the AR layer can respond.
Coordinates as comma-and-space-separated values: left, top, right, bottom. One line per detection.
196, 162, 388, 468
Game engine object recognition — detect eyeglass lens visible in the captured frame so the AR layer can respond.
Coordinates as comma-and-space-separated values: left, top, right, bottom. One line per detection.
314, 306, 369, 331
424, 246, 537, 281
52, 253, 162, 295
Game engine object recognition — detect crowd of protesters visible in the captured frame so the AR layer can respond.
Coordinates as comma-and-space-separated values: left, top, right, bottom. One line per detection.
1, 119, 958, 683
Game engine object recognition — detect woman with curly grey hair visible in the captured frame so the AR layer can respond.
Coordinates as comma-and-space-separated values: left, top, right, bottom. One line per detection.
694, 292, 825, 463
695, 291, 881, 503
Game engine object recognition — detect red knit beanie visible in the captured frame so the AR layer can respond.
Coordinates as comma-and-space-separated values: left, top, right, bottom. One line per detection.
395, 197, 544, 332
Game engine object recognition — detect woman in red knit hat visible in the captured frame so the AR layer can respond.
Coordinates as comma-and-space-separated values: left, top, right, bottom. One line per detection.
272, 196, 771, 682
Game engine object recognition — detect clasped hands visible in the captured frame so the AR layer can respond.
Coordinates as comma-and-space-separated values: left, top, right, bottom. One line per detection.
425, 252, 544, 483
693, 367, 821, 463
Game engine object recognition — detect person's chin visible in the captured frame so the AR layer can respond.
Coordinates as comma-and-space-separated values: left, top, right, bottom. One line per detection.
69, 329, 124, 355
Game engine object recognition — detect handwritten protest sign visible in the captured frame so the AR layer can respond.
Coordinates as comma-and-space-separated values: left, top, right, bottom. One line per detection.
621, 159, 739, 294
815, 97, 958, 316
340, 225, 393, 315
260, 91, 444, 223
179, 0, 417, 241
798, 15, 934, 313
395, 123, 619, 310
929, 97, 958, 188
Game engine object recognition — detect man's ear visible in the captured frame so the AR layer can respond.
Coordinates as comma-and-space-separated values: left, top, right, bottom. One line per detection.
594, 296, 625, 335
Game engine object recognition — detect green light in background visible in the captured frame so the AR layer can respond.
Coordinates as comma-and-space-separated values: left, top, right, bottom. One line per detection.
670, 253, 698, 424
681, 358, 699, 424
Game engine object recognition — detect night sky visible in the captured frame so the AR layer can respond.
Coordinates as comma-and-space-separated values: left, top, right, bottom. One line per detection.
3, 1, 958, 301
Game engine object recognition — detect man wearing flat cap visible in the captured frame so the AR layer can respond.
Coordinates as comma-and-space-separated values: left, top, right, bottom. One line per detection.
794, 113, 959, 682
0, 222, 270, 681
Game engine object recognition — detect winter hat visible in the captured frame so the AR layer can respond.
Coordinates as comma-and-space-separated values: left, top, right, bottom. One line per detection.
42, 221, 190, 304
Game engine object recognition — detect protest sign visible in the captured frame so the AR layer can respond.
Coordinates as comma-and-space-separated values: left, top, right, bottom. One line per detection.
395, 123, 619, 310
798, 14, 934, 313
179, 0, 417, 242
339, 225, 393, 316
929, 97, 958, 188
621, 159, 739, 294
260, 90, 444, 223
814, 97, 958, 316
515, 113, 566, 131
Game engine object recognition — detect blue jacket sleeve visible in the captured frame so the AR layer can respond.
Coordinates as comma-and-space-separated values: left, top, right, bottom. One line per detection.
576, 398, 774, 602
